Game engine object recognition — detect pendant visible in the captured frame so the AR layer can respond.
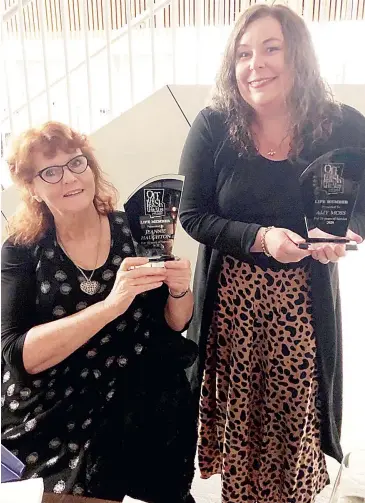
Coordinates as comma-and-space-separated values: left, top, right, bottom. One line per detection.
267, 149, 276, 156
80, 280, 100, 295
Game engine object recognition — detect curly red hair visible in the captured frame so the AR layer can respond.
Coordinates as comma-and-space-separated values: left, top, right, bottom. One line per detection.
7, 121, 118, 245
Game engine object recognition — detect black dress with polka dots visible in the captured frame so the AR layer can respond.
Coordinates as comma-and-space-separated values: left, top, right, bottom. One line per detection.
1, 211, 198, 502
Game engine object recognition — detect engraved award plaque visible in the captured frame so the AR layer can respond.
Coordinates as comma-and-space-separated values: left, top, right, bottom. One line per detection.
298, 148, 365, 250
124, 175, 184, 262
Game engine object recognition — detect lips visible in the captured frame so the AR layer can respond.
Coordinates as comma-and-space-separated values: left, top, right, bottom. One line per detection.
248, 77, 276, 88
63, 189, 84, 197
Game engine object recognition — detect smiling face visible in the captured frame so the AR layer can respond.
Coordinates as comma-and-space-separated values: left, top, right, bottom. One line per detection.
235, 16, 293, 112
31, 148, 96, 217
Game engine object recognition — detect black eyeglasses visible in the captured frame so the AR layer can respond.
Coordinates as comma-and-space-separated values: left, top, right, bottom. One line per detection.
34, 155, 88, 184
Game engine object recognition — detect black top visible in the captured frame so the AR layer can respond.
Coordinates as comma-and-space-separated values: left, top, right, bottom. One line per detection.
178, 103, 365, 463
1, 211, 197, 501
179, 104, 365, 269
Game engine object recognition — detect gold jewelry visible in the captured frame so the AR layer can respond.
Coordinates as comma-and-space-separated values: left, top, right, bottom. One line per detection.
253, 126, 290, 158
261, 226, 275, 257
255, 147, 276, 156
57, 215, 102, 295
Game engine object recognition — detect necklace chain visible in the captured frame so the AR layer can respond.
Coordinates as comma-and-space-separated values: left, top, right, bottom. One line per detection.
56, 216, 102, 294
255, 146, 278, 157
254, 125, 289, 158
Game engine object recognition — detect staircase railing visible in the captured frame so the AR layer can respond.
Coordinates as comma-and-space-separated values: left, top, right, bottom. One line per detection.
1, 0, 365, 187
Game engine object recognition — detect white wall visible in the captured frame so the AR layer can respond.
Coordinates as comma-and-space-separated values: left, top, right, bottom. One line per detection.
3, 83, 364, 265
2, 83, 364, 458
89, 85, 202, 269
326, 84, 365, 455
331, 84, 365, 115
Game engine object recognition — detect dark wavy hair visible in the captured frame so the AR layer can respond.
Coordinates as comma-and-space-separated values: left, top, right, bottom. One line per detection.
211, 4, 342, 159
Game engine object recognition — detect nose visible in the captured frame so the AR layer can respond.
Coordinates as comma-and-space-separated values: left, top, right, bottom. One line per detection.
62, 166, 78, 184
249, 51, 265, 71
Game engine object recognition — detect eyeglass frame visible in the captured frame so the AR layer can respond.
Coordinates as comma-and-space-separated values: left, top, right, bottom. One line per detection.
33, 154, 89, 184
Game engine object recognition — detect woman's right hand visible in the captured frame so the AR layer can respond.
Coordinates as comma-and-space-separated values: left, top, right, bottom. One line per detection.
262, 227, 311, 264
102, 257, 166, 319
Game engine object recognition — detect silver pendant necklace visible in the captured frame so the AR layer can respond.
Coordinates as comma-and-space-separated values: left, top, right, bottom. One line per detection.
57, 216, 101, 296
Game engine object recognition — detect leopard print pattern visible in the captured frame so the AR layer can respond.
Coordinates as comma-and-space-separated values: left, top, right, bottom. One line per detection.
198, 256, 329, 503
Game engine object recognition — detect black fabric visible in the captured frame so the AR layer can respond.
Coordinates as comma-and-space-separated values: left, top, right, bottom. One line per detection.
179, 104, 365, 463
1, 211, 197, 502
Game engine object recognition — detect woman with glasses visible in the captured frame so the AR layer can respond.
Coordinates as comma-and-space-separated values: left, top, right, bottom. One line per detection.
1, 122, 197, 502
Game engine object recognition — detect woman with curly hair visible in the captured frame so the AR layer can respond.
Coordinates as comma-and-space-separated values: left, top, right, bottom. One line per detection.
1, 122, 197, 502
179, 4, 365, 503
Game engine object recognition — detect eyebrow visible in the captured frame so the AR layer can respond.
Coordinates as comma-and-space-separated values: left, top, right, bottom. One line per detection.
39, 154, 83, 171
237, 37, 283, 48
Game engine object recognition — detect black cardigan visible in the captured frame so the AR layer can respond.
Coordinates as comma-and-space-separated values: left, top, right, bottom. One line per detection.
178, 103, 365, 462
1, 211, 198, 500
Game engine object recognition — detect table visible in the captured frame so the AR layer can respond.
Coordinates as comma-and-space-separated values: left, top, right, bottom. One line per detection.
42, 494, 120, 503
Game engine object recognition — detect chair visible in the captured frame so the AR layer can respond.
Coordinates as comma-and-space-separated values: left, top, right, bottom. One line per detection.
329, 450, 365, 503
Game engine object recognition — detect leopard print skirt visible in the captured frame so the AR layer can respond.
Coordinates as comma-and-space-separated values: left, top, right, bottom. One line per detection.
198, 256, 329, 503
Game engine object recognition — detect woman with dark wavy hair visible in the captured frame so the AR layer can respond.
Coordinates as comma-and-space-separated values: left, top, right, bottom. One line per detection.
179, 4, 365, 503
1, 122, 197, 502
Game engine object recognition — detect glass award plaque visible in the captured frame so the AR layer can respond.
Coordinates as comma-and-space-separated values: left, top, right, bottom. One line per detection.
298, 147, 365, 250
124, 174, 184, 262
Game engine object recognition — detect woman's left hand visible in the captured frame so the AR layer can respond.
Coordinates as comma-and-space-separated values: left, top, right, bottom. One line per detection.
163, 258, 192, 295
308, 228, 363, 264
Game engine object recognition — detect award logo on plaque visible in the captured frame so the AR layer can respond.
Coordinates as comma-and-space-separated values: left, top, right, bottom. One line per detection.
298, 147, 365, 250
124, 175, 184, 262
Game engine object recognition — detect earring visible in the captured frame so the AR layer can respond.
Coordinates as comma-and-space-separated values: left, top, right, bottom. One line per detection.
32, 195, 42, 203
